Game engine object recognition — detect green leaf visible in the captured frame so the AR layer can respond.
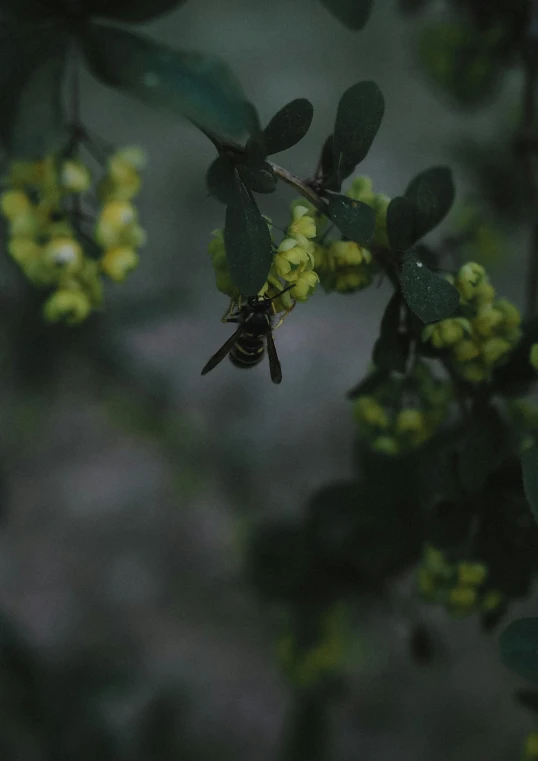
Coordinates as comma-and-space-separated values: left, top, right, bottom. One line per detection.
0, 27, 68, 159
522, 445, 538, 525
79, 0, 188, 22
327, 194, 376, 243
372, 292, 409, 373
457, 406, 505, 493
320, 0, 374, 29
263, 98, 314, 156
405, 166, 455, 242
81, 22, 256, 141
400, 251, 459, 324
280, 691, 329, 761
333, 81, 384, 182
238, 163, 277, 193
224, 182, 273, 296
500, 618, 538, 684
386, 196, 416, 251
206, 157, 241, 205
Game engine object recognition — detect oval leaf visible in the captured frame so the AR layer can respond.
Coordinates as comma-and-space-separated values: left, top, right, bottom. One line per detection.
238, 163, 277, 194
80, 0, 188, 22
263, 98, 314, 156
81, 21, 256, 141
0, 26, 67, 159
333, 81, 385, 180
387, 196, 416, 251
405, 166, 455, 242
400, 252, 459, 324
320, 0, 374, 29
327, 194, 376, 244
206, 156, 240, 205
500, 618, 538, 684
224, 182, 273, 296
522, 445, 538, 525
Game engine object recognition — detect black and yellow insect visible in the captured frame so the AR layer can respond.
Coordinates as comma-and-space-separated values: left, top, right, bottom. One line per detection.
201, 287, 294, 384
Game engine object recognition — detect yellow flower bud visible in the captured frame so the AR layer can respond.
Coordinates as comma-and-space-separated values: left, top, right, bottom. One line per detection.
396, 409, 426, 434
8, 238, 41, 268
495, 298, 521, 330
472, 304, 504, 337
423, 318, 471, 348
417, 567, 436, 598
347, 176, 375, 204
333, 270, 372, 293
456, 261, 486, 301
473, 280, 496, 305
44, 237, 83, 275
9, 210, 38, 237
453, 339, 481, 362
530, 344, 538, 371
60, 160, 92, 193
275, 239, 312, 282
457, 562, 487, 587
208, 229, 226, 267
95, 201, 137, 248
313, 244, 330, 273
371, 192, 390, 247
0, 190, 31, 219
354, 396, 389, 428
448, 585, 477, 614
371, 436, 400, 455
101, 246, 139, 282
458, 361, 488, 383
481, 337, 512, 366
524, 732, 538, 758
424, 545, 452, 578
291, 270, 319, 301
44, 288, 92, 324
114, 146, 146, 170
288, 205, 316, 240
330, 240, 368, 267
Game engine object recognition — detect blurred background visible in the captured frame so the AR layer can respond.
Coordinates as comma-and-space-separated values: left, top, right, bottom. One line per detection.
0, 0, 534, 758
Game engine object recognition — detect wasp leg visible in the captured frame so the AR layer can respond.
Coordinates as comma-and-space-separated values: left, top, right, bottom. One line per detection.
221, 296, 241, 323
273, 300, 296, 330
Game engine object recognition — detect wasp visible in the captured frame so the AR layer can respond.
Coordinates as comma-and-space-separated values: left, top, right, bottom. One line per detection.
201, 286, 294, 384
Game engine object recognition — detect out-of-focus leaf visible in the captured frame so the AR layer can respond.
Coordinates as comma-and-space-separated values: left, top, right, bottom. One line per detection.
458, 406, 506, 493
405, 166, 455, 242
80, 0, 188, 22
280, 691, 329, 761
522, 445, 538, 526
320, 0, 374, 30
238, 163, 277, 193
372, 292, 409, 373
206, 157, 241, 205
327, 194, 376, 243
332, 81, 384, 185
224, 181, 273, 295
0, 0, 64, 20
263, 98, 313, 155
500, 618, 538, 684
400, 251, 459, 324
81, 22, 256, 140
0, 27, 68, 158
516, 688, 538, 715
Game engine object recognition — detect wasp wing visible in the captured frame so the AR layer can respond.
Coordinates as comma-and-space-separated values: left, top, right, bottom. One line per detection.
266, 330, 282, 384
201, 327, 243, 376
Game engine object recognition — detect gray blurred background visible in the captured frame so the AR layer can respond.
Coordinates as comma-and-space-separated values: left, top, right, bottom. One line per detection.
0, 1, 534, 758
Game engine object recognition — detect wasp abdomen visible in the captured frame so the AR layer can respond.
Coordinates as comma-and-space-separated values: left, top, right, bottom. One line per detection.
229, 332, 265, 368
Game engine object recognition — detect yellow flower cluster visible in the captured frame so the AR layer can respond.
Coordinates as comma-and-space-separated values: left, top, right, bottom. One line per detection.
315, 238, 376, 294
522, 732, 538, 761
347, 175, 390, 248
422, 262, 521, 383
1, 147, 146, 324
353, 362, 452, 455
208, 202, 320, 309
417, 545, 503, 618
276, 605, 347, 688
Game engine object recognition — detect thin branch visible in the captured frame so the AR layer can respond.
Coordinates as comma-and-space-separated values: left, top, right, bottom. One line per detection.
267, 161, 328, 214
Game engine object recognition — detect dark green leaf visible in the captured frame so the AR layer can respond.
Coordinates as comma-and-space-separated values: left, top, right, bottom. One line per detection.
405, 166, 455, 242
0, 27, 67, 158
238, 163, 277, 193
81, 22, 256, 140
373, 291, 409, 372
347, 369, 387, 399
457, 407, 506, 493
516, 688, 538, 715
263, 98, 313, 156
522, 445, 538, 525
327, 194, 376, 243
206, 156, 240, 205
320, 0, 374, 30
79, 0, 188, 22
386, 196, 416, 251
333, 81, 385, 180
281, 692, 329, 761
224, 183, 273, 296
0, 0, 64, 20
500, 618, 538, 684
400, 252, 459, 324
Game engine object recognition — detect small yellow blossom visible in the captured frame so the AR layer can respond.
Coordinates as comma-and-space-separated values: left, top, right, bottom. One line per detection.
371, 435, 400, 455
288, 205, 316, 240
44, 288, 92, 324
456, 262, 487, 301
0, 190, 31, 219
481, 336, 512, 366
347, 176, 375, 204
453, 339, 481, 362
458, 361, 488, 383
291, 270, 319, 301
481, 589, 503, 613
333, 269, 372, 293
457, 562, 487, 587
472, 304, 504, 338
60, 160, 92, 193
495, 299, 521, 330
423, 318, 471, 348
101, 246, 139, 282
448, 585, 477, 614
275, 238, 313, 282
524, 732, 538, 758
44, 237, 83, 275
354, 396, 389, 428
330, 240, 370, 267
